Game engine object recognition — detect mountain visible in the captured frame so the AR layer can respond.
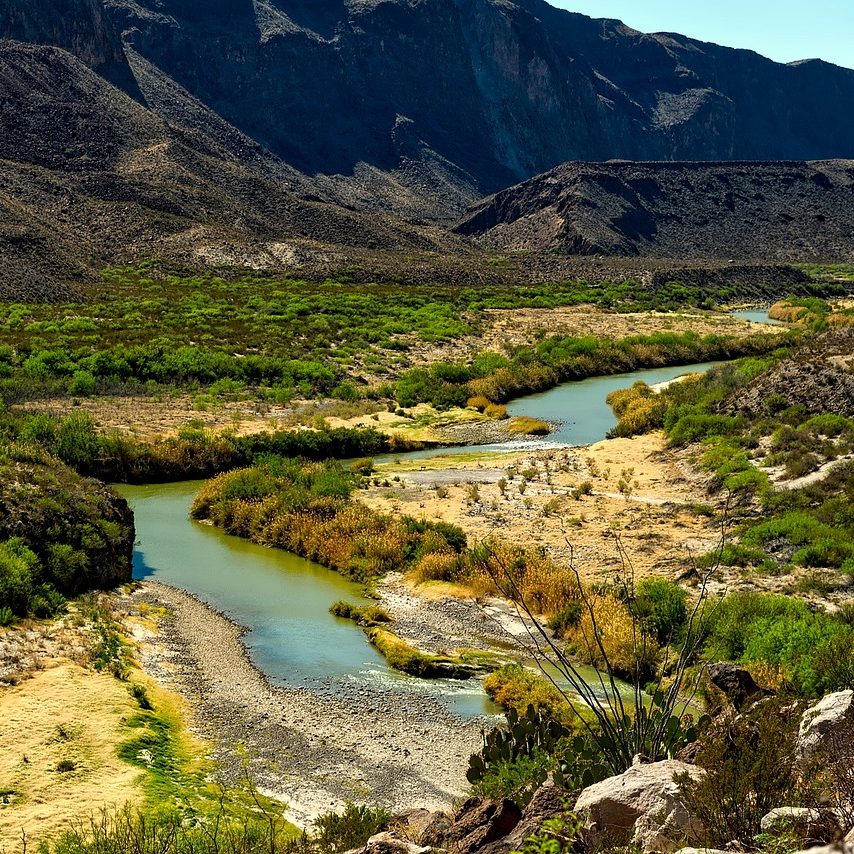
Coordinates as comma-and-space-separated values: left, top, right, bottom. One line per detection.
454, 160, 854, 260
0, 38, 457, 300
1, 0, 854, 299
102, 0, 854, 218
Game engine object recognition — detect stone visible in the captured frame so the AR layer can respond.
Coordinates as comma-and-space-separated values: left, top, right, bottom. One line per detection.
476, 775, 568, 854
574, 760, 705, 853
393, 809, 454, 848
798, 690, 854, 764
449, 798, 522, 854
672, 849, 730, 854
759, 807, 841, 843
706, 662, 770, 710
363, 831, 431, 854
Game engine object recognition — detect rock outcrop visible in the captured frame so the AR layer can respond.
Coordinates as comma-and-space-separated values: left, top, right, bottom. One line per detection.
798, 690, 854, 764
454, 159, 854, 261
574, 760, 705, 853
759, 807, 841, 845
707, 662, 772, 711
447, 797, 522, 854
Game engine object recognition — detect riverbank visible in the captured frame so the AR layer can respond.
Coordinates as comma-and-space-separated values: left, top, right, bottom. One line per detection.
132, 582, 486, 827
363, 432, 720, 584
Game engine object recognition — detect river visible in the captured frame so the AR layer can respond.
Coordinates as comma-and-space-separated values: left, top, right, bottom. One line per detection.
120, 327, 777, 719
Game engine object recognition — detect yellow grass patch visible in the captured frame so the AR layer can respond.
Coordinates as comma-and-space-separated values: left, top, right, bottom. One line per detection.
0, 663, 143, 845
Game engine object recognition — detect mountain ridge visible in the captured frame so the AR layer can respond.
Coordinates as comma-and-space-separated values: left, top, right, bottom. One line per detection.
454, 158, 854, 260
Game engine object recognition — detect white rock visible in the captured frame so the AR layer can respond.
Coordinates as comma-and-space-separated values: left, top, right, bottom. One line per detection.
363, 832, 431, 854
798, 690, 854, 764
759, 806, 840, 840
574, 759, 705, 853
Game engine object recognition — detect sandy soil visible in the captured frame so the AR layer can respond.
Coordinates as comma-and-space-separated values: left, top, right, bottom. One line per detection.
0, 612, 149, 849
365, 432, 721, 583
133, 583, 485, 828
0, 664, 144, 847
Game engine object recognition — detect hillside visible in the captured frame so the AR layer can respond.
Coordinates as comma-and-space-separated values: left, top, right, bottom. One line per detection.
104, 0, 854, 217
0, 40, 459, 300
0, 0, 853, 296
455, 160, 854, 260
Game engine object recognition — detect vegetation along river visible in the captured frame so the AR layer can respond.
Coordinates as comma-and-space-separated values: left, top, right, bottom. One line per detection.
119, 343, 775, 718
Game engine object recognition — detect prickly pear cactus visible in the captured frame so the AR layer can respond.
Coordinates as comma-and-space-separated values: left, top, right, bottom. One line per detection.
466, 704, 569, 785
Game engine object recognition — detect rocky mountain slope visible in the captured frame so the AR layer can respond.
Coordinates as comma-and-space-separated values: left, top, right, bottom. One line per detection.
103, 0, 854, 217
0, 39, 458, 300
1, 0, 854, 297
455, 160, 854, 260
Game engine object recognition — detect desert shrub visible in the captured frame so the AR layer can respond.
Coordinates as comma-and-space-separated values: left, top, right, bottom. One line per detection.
463, 540, 580, 615
484, 664, 573, 725
313, 803, 393, 854
633, 577, 689, 644
68, 370, 96, 396
471, 749, 554, 802
562, 593, 660, 682
607, 382, 667, 437
703, 592, 854, 696
548, 601, 584, 639
0, 538, 38, 616
329, 601, 390, 626
411, 551, 461, 583
677, 698, 802, 846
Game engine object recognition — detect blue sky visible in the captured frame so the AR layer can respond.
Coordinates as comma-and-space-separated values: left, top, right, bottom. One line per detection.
550, 1, 854, 70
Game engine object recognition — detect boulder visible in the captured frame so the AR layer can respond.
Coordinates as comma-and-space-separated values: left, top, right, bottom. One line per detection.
394, 809, 453, 847
798, 690, 854, 764
476, 776, 568, 854
706, 662, 770, 710
363, 832, 431, 854
449, 798, 522, 854
574, 760, 705, 853
759, 807, 841, 843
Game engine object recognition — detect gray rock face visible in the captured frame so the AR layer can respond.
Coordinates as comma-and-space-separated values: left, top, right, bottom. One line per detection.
574, 760, 705, 853
454, 159, 854, 261
798, 690, 854, 764
102, 0, 854, 217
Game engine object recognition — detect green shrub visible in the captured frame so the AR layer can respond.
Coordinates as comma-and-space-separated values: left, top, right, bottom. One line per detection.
313, 803, 392, 854
677, 698, 801, 846
633, 577, 688, 644
703, 592, 854, 696
68, 370, 96, 396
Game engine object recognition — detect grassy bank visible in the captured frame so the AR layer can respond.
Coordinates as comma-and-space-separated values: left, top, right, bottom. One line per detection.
388, 329, 787, 409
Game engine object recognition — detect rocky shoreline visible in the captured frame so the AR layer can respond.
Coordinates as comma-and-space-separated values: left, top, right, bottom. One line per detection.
133, 582, 488, 827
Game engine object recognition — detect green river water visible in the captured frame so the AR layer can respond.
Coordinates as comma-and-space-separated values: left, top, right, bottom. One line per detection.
119, 325, 775, 718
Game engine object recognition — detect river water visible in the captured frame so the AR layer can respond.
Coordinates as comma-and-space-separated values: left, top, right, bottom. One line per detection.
120, 320, 779, 718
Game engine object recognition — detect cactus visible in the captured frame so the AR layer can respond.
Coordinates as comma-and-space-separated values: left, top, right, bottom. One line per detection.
466, 704, 569, 784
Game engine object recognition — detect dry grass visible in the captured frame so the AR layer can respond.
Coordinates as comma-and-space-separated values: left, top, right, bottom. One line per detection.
507, 417, 551, 436
0, 663, 144, 845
